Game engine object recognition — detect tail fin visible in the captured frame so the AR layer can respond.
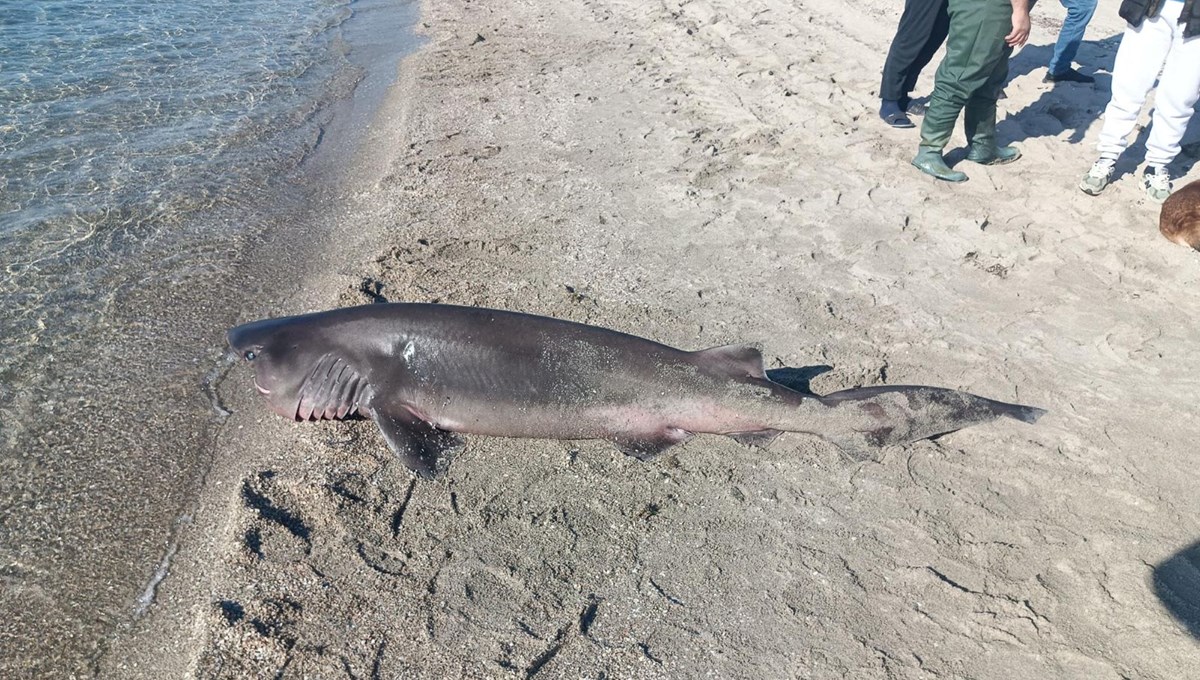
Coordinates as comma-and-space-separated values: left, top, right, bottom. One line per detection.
814, 385, 1044, 460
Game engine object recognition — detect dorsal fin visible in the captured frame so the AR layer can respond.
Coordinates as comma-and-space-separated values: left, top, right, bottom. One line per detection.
694, 344, 766, 379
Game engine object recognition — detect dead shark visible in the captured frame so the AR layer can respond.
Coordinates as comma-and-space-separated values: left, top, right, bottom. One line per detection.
227, 303, 1044, 478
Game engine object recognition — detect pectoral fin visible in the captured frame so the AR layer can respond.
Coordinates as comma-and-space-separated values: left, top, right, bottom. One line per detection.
370, 406, 463, 480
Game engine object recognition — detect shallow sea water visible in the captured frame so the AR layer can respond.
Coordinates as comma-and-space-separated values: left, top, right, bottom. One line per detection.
1, 0, 358, 361
0, 0, 417, 674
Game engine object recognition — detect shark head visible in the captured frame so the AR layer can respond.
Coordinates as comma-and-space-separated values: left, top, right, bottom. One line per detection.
227, 314, 368, 420
227, 316, 312, 418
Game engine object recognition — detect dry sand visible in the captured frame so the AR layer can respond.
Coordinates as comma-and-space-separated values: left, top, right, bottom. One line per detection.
102, 0, 1200, 677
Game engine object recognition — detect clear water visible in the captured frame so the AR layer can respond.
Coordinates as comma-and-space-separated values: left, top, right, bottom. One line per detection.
0, 0, 416, 673
1, 0, 361, 354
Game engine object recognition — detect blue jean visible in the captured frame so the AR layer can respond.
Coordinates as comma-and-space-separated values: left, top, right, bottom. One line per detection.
1047, 0, 1098, 74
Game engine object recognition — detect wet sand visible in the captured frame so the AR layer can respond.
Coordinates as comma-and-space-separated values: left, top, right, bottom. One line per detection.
73, 0, 1200, 676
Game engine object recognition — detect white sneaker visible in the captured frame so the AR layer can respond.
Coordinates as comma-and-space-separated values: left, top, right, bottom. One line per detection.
1079, 159, 1114, 195
1143, 165, 1172, 203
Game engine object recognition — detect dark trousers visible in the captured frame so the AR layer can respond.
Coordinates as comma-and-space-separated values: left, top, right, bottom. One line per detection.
880, 0, 951, 102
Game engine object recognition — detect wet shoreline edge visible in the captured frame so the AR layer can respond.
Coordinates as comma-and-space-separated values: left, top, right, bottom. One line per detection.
87, 1, 427, 674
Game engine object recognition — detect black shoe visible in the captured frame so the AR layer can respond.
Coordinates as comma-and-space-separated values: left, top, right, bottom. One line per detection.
880, 100, 914, 129
903, 98, 927, 115
1043, 68, 1095, 84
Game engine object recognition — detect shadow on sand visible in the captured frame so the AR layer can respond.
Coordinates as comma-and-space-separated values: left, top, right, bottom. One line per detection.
998, 35, 1121, 147
764, 365, 833, 394
987, 34, 1200, 179
1153, 540, 1200, 639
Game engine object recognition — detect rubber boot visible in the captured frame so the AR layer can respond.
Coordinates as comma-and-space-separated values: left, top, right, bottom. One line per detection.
912, 146, 968, 182
915, 88, 967, 182
964, 100, 1020, 165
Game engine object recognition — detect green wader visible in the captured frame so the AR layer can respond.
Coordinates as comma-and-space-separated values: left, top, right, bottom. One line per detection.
913, 0, 1021, 181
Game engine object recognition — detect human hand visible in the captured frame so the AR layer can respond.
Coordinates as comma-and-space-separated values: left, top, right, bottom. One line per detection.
1005, 10, 1030, 47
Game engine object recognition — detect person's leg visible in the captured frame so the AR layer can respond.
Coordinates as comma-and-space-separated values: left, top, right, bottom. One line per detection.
1144, 18, 1200, 167
1046, 0, 1098, 79
901, 0, 951, 107
1080, 14, 1173, 195
1143, 6, 1200, 201
914, 0, 1011, 181
965, 39, 1020, 164
881, 0, 951, 126
1095, 16, 1173, 160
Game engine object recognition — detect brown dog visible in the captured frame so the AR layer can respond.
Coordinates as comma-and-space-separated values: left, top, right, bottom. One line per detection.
1160, 179, 1200, 250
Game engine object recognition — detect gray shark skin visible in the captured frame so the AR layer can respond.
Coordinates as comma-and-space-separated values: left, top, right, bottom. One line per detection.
227, 304, 1045, 478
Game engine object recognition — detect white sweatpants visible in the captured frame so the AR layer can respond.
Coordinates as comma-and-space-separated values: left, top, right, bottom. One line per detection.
1096, 1, 1200, 167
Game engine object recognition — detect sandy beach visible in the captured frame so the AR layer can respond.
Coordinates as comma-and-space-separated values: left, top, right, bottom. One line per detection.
77, 0, 1200, 676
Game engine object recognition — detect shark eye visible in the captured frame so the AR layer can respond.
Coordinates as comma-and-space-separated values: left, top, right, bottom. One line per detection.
244, 350, 257, 361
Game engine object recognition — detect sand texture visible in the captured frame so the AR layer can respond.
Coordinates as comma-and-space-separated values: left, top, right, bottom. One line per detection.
102, 0, 1200, 677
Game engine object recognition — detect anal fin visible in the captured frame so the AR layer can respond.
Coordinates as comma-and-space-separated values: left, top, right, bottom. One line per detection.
611, 428, 691, 462
728, 429, 782, 448
822, 431, 889, 462
369, 406, 463, 480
